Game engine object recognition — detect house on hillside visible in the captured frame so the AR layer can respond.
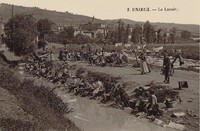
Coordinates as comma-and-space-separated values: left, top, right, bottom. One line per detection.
74, 16, 109, 38
50, 24, 66, 34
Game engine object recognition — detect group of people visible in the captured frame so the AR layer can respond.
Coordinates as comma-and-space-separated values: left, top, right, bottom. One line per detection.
23, 45, 185, 119
57, 48, 181, 85
138, 51, 171, 83
25, 55, 70, 84
24, 52, 162, 117
65, 74, 162, 117
138, 49, 183, 84
38, 44, 184, 86
58, 47, 128, 67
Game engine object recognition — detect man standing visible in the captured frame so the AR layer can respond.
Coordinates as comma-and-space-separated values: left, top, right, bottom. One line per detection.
163, 53, 171, 83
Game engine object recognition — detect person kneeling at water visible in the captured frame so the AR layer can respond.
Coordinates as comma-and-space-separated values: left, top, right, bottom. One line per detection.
146, 90, 162, 117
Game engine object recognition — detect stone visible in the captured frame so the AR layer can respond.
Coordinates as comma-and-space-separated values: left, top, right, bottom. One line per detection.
68, 98, 77, 103
171, 112, 186, 118
124, 107, 133, 114
167, 121, 185, 131
153, 118, 164, 126
175, 119, 185, 124
172, 101, 178, 107
135, 112, 144, 117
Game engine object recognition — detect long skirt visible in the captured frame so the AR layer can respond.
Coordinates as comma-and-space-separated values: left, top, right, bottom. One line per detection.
140, 60, 149, 74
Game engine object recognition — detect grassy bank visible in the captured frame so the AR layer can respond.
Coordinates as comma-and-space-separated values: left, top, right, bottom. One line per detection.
0, 66, 80, 131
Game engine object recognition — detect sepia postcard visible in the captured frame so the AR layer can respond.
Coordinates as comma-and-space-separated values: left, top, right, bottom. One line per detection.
0, 0, 199, 131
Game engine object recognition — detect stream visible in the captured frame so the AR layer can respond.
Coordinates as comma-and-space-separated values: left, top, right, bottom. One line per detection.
56, 89, 175, 131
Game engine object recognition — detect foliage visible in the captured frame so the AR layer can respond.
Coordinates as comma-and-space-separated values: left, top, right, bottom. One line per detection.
131, 24, 143, 44
73, 33, 92, 44
44, 32, 59, 43
105, 30, 118, 44
58, 26, 75, 44
143, 21, 156, 44
117, 20, 129, 43
157, 28, 162, 44
124, 24, 130, 43
4, 14, 38, 56
169, 27, 176, 44
37, 18, 53, 40
95, 32, 105, 44
181, 30, 191, 40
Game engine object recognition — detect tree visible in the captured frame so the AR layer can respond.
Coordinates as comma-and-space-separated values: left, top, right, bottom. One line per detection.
181, 30, 191, 40
73, 34, 91, 44
58, 26, 75, 44
131, 24, 143, 44
123, 24, 130, 43
169, 27, 176, 44
117, 19, 125, 43
105, 30, 118, 44
4, 14, 37, 56
143, 21, 155, 44
37, 18, 53, 41
157, 28, 162, 44
95, 32, 104, 44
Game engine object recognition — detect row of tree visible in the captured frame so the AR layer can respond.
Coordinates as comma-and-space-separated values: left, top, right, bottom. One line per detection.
3, 14, 192, 56
104, 20, 179, 44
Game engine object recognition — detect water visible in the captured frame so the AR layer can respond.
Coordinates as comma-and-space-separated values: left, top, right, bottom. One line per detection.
56, 89, 175, 131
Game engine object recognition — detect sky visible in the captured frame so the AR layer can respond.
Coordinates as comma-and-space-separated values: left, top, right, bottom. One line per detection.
1, 0, 200, 25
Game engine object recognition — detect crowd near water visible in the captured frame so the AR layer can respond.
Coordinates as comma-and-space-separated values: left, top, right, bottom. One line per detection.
24, 47, 181, 119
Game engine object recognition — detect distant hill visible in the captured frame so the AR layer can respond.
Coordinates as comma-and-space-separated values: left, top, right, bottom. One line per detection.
0, 3, 199, 34
104, 19, 199, 34
0, 3, 102, 26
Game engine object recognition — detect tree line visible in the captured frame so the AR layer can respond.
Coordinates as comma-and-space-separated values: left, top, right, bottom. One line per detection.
2, 14, 192, 56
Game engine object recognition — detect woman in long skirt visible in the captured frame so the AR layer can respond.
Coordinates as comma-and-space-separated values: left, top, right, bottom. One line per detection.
139, 53, 149, 74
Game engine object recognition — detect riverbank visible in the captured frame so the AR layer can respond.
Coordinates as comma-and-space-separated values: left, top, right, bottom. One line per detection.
0, 62, 80, 131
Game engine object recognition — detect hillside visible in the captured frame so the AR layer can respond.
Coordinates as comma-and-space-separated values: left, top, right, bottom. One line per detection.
0, 3, 199, 34
0, 3, 102, 26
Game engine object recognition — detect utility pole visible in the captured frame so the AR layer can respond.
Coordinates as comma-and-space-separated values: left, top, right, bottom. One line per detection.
11, 4, 14, 52
12, 4, 14, 18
